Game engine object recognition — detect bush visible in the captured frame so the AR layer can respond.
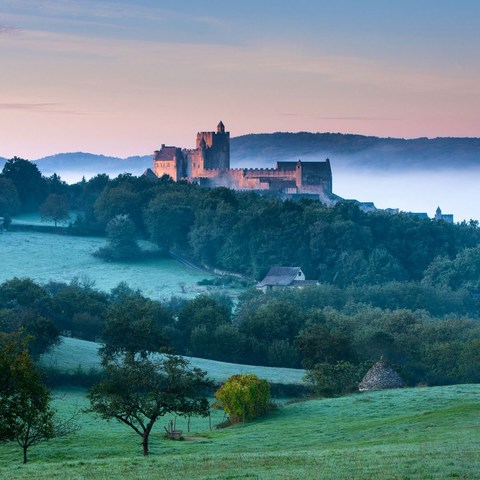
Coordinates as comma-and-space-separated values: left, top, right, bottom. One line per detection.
214, 374, 272, 424
305, 361, 369, 397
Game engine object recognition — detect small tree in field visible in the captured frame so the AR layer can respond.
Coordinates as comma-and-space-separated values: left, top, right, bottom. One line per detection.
214, 374, 272, 424
94, 214, 141, 261
0, 333, 77, 463
39, 193, 70, 227
87, 354, 211, 456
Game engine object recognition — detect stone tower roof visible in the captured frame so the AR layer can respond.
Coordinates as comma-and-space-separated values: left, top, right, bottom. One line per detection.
358, 358, 405, 392
217, 121, 225, 133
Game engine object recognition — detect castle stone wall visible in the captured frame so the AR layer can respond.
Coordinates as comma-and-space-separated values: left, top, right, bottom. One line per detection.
153, 122, 333, 198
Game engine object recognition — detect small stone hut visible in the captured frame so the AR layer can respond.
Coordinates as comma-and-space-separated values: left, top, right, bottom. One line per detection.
359, 358, 405, 391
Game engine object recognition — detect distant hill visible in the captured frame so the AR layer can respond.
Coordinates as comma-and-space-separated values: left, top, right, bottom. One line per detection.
231, 133, 480, 170
3, 133, 479, 181
0, 157, 6, 170
31, 152, 152, 178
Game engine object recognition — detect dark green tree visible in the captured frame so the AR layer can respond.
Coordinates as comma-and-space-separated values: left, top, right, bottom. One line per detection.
1, 157, 47, 212
0, 177, 20, 217
88, 354, 211, 456
102, 288, 173, 358
39, 194, 70, 227
0, 333, 55, 463
94, 214, 141, 261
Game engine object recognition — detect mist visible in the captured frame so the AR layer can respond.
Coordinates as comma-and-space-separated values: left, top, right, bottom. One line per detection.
334, 168, 479, 223
48, 165, 479, 224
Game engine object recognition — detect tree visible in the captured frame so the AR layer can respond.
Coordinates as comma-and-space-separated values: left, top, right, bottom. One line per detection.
94, 214, 141, 261
1, 157, 47, 212
214, 374, 272, 424
87, 354, 211, 456
0, 278, 60, 357
39, 194, 70, 227
305, 361, 365, 397
102, 288, 173, 358
0, 333, 77, 463
145, 191, 195, 250
177, 295, 231, 354
0, 177, 20, 217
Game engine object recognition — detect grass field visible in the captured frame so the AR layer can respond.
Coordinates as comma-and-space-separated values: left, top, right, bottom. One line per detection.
0, 384, 478, 479
40, 336, 306, 385
0, 230, 217, 300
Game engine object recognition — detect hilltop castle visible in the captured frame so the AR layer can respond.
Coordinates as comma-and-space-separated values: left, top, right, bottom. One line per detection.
153, 121, 333, 201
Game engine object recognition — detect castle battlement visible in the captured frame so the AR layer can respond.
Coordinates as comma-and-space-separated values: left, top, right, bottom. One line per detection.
153, 122, 333, 197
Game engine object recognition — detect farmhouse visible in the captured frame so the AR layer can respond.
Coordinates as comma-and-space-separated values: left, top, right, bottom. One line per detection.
256, 267, 317, 293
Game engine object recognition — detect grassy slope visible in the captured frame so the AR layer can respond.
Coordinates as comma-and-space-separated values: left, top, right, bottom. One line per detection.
0, 230, 215, 300
0, 385, 478, 479
40, 336, 306, 385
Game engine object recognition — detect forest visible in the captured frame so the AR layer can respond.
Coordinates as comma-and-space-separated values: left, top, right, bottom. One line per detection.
1, 157, 480, 392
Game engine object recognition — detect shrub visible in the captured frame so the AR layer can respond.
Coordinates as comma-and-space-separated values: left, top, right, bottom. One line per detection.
305, 361, 369, 397
214, 374, 272, 424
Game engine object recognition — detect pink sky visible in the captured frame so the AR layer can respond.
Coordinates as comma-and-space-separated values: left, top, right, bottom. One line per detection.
1, 1, 480, 159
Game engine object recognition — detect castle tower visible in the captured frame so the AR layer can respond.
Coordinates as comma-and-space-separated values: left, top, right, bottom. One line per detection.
195, 121, 230, 170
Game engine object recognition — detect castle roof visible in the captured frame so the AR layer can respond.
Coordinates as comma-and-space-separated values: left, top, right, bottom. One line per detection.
154, 146, 180, 161
257, 267, 304, 287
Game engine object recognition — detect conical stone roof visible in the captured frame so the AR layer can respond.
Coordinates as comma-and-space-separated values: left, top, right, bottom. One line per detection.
359, 358, 405, 392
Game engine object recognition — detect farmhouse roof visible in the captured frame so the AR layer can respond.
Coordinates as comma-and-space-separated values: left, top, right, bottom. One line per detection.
359, 358, 405, 392
257, 267, 304, 287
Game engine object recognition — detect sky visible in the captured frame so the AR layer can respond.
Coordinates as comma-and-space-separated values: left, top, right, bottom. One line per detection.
1, 0, 480, 160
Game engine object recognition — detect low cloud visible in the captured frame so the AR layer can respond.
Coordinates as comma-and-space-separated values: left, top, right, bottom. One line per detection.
0, 102, 84, 115
0, 25, 20, 35
0, 102, 59, 110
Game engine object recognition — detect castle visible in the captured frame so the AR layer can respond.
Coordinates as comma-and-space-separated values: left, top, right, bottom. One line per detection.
153, 121, 333, 201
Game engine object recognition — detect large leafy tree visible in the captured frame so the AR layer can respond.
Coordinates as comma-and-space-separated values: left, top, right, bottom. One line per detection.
0, 177, 20, 217
102, 286, 173, 358
1, 157, 47, 212
0, 333, 54, 463
0, 278, 59, 357
88, 354, 211, 456
94, 214, 141, 261
88, 289, 210, 456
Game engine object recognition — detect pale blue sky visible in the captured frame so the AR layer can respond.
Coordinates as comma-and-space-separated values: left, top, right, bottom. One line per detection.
1, 0, 480, 158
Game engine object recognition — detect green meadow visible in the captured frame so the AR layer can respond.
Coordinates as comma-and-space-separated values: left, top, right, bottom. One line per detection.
40, 337, 306, 385
0, 230, 216, 300
0, 385, 478, 479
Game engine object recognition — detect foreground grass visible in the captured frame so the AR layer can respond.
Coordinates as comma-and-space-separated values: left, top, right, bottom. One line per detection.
1, 385, 479, 479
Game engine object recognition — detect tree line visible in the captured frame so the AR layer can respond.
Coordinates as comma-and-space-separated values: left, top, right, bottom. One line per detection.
1, 277, 479, 391
2, 157, 480, 288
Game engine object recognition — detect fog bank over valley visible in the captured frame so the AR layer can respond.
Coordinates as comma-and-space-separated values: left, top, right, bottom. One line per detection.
34, 163, 479, 224
334, 168, 479, 223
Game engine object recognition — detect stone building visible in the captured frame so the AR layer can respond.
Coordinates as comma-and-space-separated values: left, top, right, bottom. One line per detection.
153, 122, 333, 200
256, 267, 318, 293
358, 358, 405, 391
